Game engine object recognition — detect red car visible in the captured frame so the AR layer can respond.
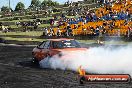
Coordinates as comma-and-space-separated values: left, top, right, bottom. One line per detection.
32, 38, 87, 64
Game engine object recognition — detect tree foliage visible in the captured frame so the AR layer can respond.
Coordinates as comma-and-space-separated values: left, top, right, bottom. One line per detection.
31, 0, 41, 7
1, 6, 11, 12
15, 2, 25, 11
41, 0, 59, 7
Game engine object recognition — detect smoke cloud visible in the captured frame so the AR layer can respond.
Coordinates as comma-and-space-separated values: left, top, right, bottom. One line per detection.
39, 45, 132, 76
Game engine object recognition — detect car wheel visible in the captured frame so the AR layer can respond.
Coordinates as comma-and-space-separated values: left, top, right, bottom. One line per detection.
79, 76, 85, 85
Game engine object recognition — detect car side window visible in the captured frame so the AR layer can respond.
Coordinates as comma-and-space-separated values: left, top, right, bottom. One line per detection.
44, 41, 50, 49
52, 41, 63, 49
38, 41, 46, 49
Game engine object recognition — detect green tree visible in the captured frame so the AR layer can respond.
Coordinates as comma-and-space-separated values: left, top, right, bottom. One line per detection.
31, 0, 41, 7
41, 0, 59, 7
1, 6, 12, 12
53, 1, 59, 6
47, 0, 53, 6
41, 0, 48, 7
15, 2, 25, 11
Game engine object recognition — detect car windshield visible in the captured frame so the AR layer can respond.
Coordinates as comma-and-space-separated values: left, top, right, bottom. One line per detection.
52, 40, 81, 49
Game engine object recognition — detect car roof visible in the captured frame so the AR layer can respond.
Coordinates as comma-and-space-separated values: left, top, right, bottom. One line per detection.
47, 38, 74, 41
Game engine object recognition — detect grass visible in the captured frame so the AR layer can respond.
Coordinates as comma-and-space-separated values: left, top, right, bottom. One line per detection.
0, 19, 20, 22
2, 37, 44, 42
66, 16, 75, 18
10, 23, 51, 29
0, 15, 53, 23
39, 17, 53, 20
0, 31, 44, 43
0, 31, 42, 36
0, 24, 51, 31
78, 39, 132, 45
51, 12, 61, 15
10, 25, 18, 29
38, 24, 50, 28
0, 31, 95, 43
0, 17, 52, 23
1, 31, 132, 45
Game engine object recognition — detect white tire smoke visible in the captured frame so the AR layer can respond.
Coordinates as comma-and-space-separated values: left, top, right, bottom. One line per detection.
39, 45, 132, 76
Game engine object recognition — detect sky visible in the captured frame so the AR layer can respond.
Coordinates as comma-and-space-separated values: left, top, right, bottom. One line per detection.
0, 0, 83, 10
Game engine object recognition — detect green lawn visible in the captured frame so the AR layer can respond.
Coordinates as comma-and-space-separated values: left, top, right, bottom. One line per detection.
11, 24, 50, 29
0, 31, 42, 36
66, 16, 75, 18
0, 24, 51, 31
51, 12, 61, 15
0, 17, 52, 23
38, 24, 50, 27
78, 39, 131, 45
0, 31, 44, 42
2, 37, 44, 42
0, 31, 132, 45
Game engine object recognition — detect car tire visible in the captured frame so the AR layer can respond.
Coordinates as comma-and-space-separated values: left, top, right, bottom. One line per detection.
79, 76, 85, 85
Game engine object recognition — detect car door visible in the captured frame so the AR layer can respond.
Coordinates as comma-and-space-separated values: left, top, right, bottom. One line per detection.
34, 41, 50, 60
42, 41, 51, 57
48, 41, 61, 57
41, 41, 51, 58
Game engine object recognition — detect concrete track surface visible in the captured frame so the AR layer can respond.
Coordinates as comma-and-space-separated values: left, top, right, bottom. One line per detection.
0, 44, 132, 88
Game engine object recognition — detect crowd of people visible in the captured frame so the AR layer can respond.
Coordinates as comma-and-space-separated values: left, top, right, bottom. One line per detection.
16, 20, 41, 31
42, 0, 131, 38
0, 0, 131, 38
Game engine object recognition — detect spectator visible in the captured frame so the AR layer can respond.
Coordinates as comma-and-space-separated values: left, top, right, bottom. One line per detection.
57, 28, 61, 36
